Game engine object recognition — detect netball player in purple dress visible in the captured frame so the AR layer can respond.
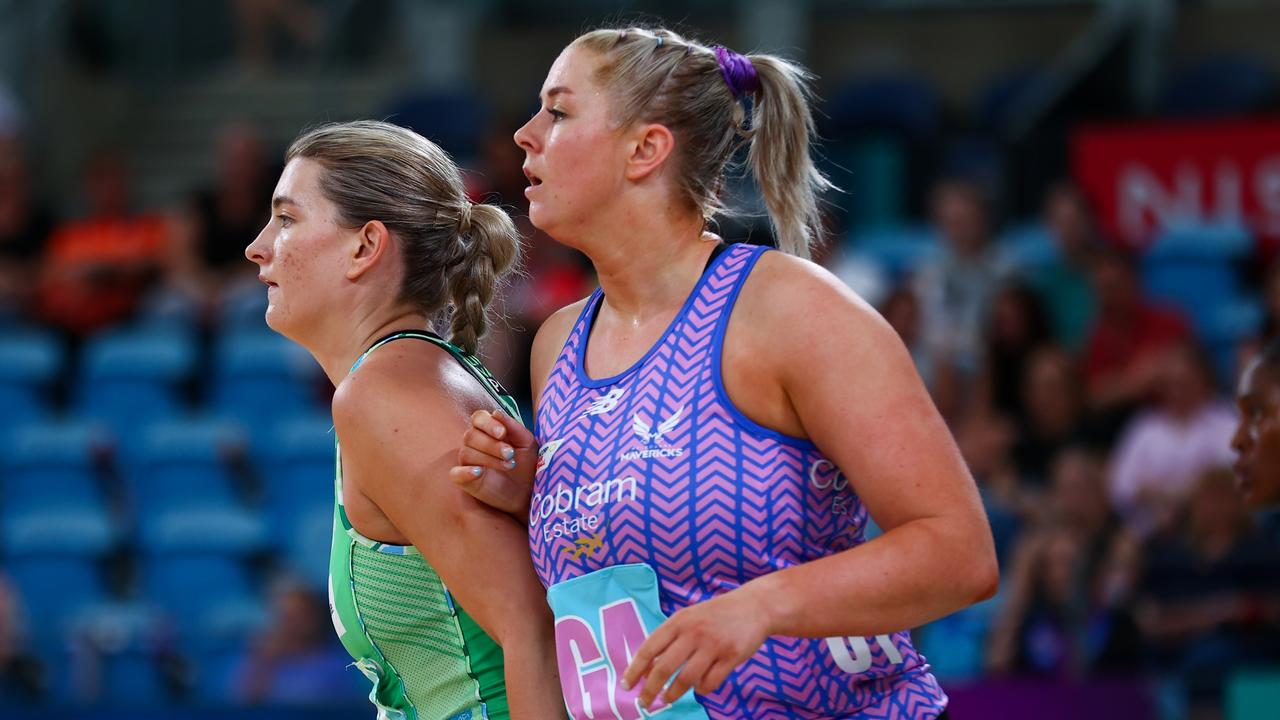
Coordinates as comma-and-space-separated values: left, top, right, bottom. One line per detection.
450, 26, 997, 719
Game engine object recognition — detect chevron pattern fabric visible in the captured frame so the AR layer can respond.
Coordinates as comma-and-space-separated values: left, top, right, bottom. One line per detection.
532, 244, 948, 719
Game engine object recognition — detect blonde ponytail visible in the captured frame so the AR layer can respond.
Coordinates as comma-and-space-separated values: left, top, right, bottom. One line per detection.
445, 203, 519, 355
571, 27, 832, 258
745, 54, 832, 259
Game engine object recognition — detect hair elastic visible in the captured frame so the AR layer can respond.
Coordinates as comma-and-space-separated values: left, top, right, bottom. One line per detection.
712, 46, 760, 100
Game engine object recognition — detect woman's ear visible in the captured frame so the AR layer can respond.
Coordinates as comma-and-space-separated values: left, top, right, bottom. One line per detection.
623, 122, 676, 182
347, 220, 390, 281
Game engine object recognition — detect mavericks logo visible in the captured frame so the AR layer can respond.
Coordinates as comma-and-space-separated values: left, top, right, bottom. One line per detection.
619, 406, 686, 461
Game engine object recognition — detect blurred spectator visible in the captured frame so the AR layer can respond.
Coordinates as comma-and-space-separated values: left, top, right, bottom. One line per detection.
0, 138, 52, 322
913, 178, 1007, 417
986, 524, 1134, 680
1135, 467, 1280, 717
987, 448, 1141, 680
34, 153, 168, 337
977, 282, 1052, 423
1029, 181, 1099, 351
0, 573, 40, 702
1082, 247, 1190, 432
956, 408, 1026, 564
1109, 342, 1237, 538
231, 0, 322, 72
168, 122, 275, 310
1011, 347, 1100, 485
231, 582, 358, 705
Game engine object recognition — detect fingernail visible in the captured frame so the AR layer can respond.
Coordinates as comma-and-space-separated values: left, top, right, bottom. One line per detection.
471, 467, 483, 477
502, 446, 514, 461
492, 425, 505, 437
620, 678, 632, 691
507, 459, 517, 469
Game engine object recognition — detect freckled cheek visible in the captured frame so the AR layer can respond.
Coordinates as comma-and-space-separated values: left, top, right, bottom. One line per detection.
276, 251, 303, 284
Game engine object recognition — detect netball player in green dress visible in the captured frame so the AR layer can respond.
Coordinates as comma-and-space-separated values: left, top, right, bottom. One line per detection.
245, 120, 564, 719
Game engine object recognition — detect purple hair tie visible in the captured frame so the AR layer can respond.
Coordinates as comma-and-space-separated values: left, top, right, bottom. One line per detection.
713, 45, 760, 100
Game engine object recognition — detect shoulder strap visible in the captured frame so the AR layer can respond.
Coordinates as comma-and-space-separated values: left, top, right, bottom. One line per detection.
349, 330, 520, 420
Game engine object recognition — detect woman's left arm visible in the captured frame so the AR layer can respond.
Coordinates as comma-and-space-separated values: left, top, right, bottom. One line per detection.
625, 254, 997, 705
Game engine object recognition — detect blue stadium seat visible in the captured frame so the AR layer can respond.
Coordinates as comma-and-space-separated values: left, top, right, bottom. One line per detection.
2, 421, 114, 556
913, 598, 998, 682
1146, 221, 1253, 261
141, 555, 261, 643
1141, 223, 1248, 332
212, 332, 323, 431
7, 556, 107, 643
69, 601, 169, 704
1142, 259, 1241, 332
846, 225, 941, 281
131, 419, 265, 554
217, 279, 269, 332
1160, 55, 1277, 117
996, 222, 1057, 270
77, 328, 196, 438
0, 330, 63, 433
288, 504, 335, 592
193, 646, 248, 702
260, 415, 334, 534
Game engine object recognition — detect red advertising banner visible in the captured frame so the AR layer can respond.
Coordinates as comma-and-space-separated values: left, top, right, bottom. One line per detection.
1073, 117, 1280, 248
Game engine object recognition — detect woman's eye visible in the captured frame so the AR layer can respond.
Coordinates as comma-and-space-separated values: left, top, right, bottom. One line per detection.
277, 214, 293, 227
547, 107, 566, 121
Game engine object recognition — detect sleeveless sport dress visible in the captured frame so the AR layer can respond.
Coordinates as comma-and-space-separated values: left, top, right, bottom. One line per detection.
530, 244, 948, 719
329, 330, 518, 720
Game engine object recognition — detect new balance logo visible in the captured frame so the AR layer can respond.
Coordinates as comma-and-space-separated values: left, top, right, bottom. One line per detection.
583, 388, 626, 416
620, 406, 686, 460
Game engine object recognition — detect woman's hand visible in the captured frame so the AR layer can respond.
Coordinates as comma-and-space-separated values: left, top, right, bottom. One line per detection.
449, 409, 538, 520
621, 583, 773, 709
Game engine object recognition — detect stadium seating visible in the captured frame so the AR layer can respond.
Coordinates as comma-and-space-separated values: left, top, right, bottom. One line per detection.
129, 419, 264, 554
1140, 222, 1256, 382
0, 330, 63, 434
211, 332, 323, 436
1160, 55, 1278, 117
1, 421, 114, 556
7, 556, 108, 644
845, 224, 941, 281
259, 416, 334, 538
996, 221, 1057, 271
76, 328, 197, 445
68, 601, 170, 704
